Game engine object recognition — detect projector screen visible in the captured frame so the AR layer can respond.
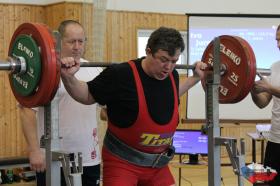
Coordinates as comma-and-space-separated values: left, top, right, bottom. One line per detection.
187, 16, 280, 120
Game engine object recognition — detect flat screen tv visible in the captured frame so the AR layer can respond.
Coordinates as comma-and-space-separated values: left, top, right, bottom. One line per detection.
172, 129, 208, 164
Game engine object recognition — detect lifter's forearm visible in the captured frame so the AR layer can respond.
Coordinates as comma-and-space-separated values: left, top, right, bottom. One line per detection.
179, 76, 200, 97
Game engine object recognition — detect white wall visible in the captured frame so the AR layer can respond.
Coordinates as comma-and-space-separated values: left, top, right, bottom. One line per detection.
1, 0, 280, 15
106, 0, 280, 14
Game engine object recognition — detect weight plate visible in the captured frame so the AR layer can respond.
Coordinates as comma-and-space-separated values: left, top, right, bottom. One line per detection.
33, 23, 60, 105
8, 22, 59, 108
233, 36, 256, 102
10, 34, 41, 96
201, 35, 256, 103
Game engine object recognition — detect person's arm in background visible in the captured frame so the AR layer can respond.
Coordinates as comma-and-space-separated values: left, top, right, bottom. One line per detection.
250, 73, 277, 109
60, 57, 95, 105
179, 61, 207, 97
19, 106, 45, 172
251, 91, 272, 109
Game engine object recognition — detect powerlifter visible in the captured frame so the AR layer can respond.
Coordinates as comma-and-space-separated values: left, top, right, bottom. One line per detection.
60, 26, 206, 186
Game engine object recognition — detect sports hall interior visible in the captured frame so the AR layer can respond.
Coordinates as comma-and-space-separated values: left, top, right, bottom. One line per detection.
0, 0, 277, 185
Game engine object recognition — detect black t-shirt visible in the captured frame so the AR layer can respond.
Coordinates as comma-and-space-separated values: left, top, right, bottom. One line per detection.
87, 57, 180, 128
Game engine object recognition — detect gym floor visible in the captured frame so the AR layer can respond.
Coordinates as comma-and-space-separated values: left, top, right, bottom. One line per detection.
0, 164, 254, 186
169, 154, 262, 186
170, 163, 252, 186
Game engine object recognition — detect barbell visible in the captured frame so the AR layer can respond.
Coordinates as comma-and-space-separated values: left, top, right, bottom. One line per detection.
0, 22, 271, 107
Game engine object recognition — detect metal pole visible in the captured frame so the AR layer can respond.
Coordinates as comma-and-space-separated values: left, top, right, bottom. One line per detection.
45, 30, 62, 186
206, 37, 221, 186
238, 139, 245, 186
45, 95, 61, 186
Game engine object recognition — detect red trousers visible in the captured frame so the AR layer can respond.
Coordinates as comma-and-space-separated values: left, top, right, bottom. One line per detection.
102, 147, 175, 186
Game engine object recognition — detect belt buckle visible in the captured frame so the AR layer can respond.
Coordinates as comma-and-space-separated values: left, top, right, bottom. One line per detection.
152, 152, 165, 168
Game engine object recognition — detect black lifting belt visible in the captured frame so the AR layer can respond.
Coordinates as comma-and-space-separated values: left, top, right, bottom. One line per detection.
104, 131, 175, 168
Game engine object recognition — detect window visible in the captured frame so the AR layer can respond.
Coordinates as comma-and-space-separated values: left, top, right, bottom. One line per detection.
137, 29, 188, 73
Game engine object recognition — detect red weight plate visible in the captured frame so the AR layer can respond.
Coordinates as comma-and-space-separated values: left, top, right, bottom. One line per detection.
230, 36, 256, 102
8, 22, 60, 107
223, 36, 251, 103
35, 24, 60, 103
201, 35, 255, 103
233, 36, 256, 102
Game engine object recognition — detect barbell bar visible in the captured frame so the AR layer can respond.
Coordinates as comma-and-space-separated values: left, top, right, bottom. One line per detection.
0, 57, 26, 74
0, 59, 271, 75
81, 63, 270, 77
0, 22, 272, 107
0, 59, 198, 73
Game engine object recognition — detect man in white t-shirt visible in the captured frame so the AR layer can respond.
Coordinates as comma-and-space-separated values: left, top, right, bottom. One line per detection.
19, 20, 102, 186
251, 24, 280, 186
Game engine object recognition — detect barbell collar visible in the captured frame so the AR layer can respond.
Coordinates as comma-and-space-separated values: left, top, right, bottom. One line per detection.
11, 56, 27, 74
0, 56, 26, 74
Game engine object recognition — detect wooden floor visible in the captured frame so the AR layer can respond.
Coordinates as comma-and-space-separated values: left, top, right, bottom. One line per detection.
169, 155, 261, 186
170, 163, 253, 186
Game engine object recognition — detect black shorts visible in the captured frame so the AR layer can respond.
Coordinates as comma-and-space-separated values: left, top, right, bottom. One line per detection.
264, 141, 280, 186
